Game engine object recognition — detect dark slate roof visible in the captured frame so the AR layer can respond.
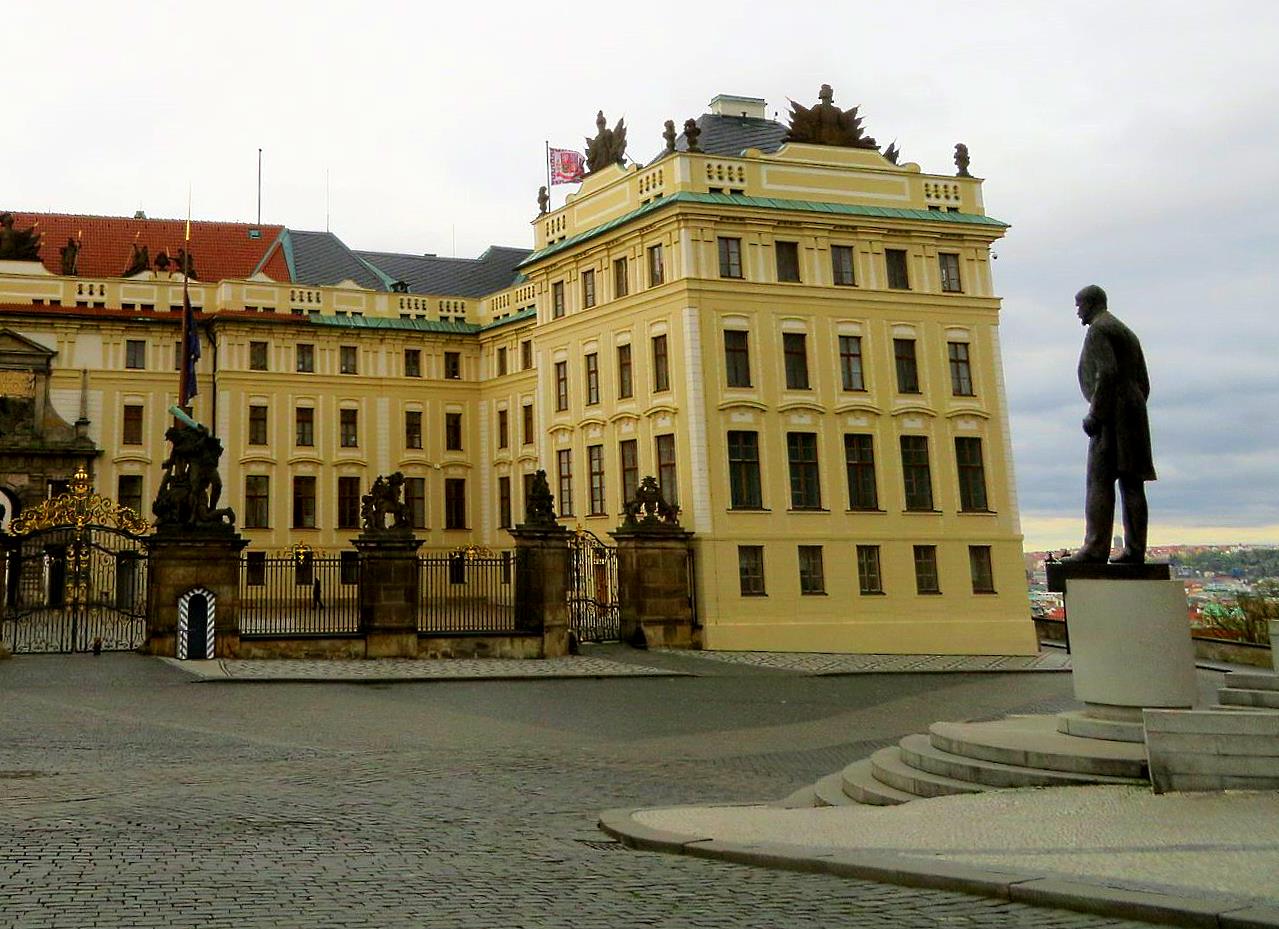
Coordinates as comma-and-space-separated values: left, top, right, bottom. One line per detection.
650, 114, 788, 163
355, 245, 531, 298
287, 230, 393, 291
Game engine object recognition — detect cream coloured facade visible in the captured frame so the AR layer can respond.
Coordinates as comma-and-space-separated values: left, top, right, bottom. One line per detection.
0, 92, 1037, 654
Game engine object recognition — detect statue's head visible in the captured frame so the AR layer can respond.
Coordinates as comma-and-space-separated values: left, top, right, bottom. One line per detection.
819, 84, 834, 104
1075, 284, 1107, 324
596, 110, 607, 131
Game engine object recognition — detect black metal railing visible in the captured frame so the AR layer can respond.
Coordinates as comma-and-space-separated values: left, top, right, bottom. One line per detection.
239, 553, 360, 635
418, 551, 517, 633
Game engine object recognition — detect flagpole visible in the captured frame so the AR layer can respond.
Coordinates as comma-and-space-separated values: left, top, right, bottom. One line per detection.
179, 186, 193, 412
545, 140, 551, 205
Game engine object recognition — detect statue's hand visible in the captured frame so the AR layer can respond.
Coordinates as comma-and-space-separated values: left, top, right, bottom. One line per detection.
1082, 413, 1100, 437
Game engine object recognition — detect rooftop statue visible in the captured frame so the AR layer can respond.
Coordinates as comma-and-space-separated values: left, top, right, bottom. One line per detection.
682, 118, 702, 154
123, 242, 150, 277
154, 250, 172, 273
785, 84, 878, 149
154, 421, 235, 530
537, 186, 549, 215
0, 212, 42, 261
585, 110, 627, 173
176, 247, 197, 280
1064, 285, 1156, 565
954, 143, 972, 177
662, 119, 677, 155
882, 141, 901, 164
59, 236, 80, 276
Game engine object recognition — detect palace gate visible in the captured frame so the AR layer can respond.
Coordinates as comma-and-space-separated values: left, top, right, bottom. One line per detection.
567, 528, 618, 643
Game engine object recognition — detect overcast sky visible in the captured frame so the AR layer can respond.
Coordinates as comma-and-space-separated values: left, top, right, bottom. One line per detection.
8, 1, 1278, 550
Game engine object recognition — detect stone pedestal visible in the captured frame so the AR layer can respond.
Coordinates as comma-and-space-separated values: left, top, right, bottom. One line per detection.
1064, 578, 1197, 721
145, 528, 247, 658
353, 531, 422, 658
507, 524, 570, 658
611, 527, 695, 649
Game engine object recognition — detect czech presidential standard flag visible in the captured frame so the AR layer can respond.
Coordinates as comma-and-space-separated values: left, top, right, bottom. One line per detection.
178, 285, 201, 406
549, 148, 585, 185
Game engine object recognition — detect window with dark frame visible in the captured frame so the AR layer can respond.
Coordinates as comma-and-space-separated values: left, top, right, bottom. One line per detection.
122, 404, 143, 445
970, 545, 996, 593
587, 444, 605, 515
948, 341, 974, 396
585, 353, 600, 405
248, 404, 268, 446
405, 477, 426, 529
857, 545, 884, 594
552, 281, 565, 318
831, 245, 856, 286
339, 408, 358, 448
775, 241, 801, 283
914, 545, 940, 594
521, 405, 533, 445
655, 434, 677, 506
405, 348, 422, 377
405, 410, 423, 449
117, 475, 143, 516
783, 332, 810, 390
885, 248, 911, 289
727, 430, 763, 509
521, 340, 533, 369
557, 449, 573, 517
249, 341, 268, 371
648, 244, 664, 286
617, 343, 633, 398
787, 432, 821, 509
444, 478, 466, 529
339, 345, 358, 374
613, 256, 629, 298
337, 477, 360, 529
939, 253, 963, 293
292, 476, 316, 528
295, 407, 314, 447
444, 351, 461, 380
554, 360, 569, 411
651, 334, 669, 391
738, 545, 766, 596
445, 412, 463, 451
844, 433, 878, 510
798, 545, 825, 594
724, 330, 751, 388
581, 269, 596, 308
955, 436, 989, 512
900, 435, 934, 511
496, 346, 507, 376
894, 338, 920, 393
296, 343, 315, 373
497, 409, 509, 449
125, 339, 146, 370
242, 475, 268, 528
174, 341, 181, 371
619, 439, 639, 509
718, 237, 743, 278
839, 334, 864, 391
498, 476, 512, 529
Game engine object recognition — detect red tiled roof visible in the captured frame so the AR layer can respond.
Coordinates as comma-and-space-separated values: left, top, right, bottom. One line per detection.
6, 212, 292, 283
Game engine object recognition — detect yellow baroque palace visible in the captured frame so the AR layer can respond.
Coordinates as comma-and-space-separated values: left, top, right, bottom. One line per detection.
0, 92, 1037, 654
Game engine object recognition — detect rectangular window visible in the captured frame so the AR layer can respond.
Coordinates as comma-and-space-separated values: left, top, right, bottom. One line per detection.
122, 404, 143, 445
787, 432, 821, 510
619, 439, 639, 507
292, 476, 316, 529
914, 545, 940, 594
242, 475, 269, 529
587, 444, 605, 515
174, 341, 181, 371
798, 545, 825, 595
496, 346, 508, 377
900, 435, 934, 511
339, 408, 358, 448
738, 546, 766, 596
445, 412, 463, 451
939, 253, 963, 293
249, 340, 268, 371
296, 343, 314, 373
339, 345, 358, 374
581, 268, 596, 308
894, 338, 920, 393
295, 407, 314, 447
970, 545, 996, 593
651, 334, 669, 391
783, 332, 810, 390
857, 545, 884, 594
617, 343, 633, 398
498, 476, 512, 529
521, 405, 534, 445
116, 474, 143, 515
948, 341, 974, 396
405, 476, 426, 529
724, 330, 751, 388
444, 351, 461, 380
727, 430, 763, 509
405, 410, 423, 450
648, 244, 664, 286
557, 449, 573, 518
831, 245, 856, 286
405, 348, 422, 378
655, 434, 677, 506
554, 360, 569, 411
497, 409, 509, 449
775, 241, 801, 283
839, 335, 864, 391
844, 434, 878, 510
337, 477, 360, 529
125, 339, 146, 370
585, 353, 600, 405
718, 237, 743, 278
444, 478, 466, 529
552, 281, 565, 318
885, 248, 910, 290
521, 340, 533, 370
955, 436, 989, 512
248, 404, 268, 446
613, 256, 629, 298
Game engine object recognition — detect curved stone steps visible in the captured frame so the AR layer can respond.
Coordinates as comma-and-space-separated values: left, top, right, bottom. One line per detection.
899, 734, 1147, 789
869, 746, 992, 798
812, 771, 859, 807
838, 758, 915, 806
1055, 709, 1145, 743
929, 716, 1148, 779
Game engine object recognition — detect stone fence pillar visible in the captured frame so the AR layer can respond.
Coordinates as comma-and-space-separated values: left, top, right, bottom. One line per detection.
353, 530, 422, 658
507, 525, 571, 658
145, 528, 247, 658
611, 526, 696, 649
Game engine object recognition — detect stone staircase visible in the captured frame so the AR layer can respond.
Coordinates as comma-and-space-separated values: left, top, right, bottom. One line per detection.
1216, 669, 1279, 710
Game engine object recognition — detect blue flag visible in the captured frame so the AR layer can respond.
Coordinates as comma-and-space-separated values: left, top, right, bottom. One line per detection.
179, 285, 200, 405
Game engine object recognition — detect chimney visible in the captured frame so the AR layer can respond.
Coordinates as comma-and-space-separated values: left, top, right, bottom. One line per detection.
708, 95, 767, 119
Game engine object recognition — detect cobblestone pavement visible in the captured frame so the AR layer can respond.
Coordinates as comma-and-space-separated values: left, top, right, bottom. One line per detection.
654, 648, 1073, 674
0, 653, 1159, 929
172, 654, 684, 681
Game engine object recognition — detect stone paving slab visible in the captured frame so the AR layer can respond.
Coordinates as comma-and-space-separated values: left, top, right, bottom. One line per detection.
653, 649, 1073, 674
162, 655, 687, 681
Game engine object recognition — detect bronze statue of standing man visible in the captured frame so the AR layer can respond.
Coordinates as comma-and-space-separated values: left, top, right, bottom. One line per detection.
1065, 285, 1156, 564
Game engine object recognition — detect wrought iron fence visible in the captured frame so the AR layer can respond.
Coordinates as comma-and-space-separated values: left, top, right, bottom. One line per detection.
239, 552, 360, 635
418, 550, 517, 633
568, 529, 619, 642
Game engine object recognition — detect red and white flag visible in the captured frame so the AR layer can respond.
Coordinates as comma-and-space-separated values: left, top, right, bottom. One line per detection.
549, 147, 585, 185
